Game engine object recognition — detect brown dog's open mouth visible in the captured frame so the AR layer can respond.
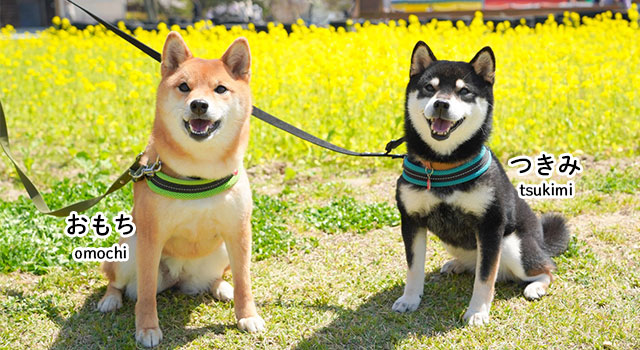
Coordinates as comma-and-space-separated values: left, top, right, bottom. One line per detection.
184, 118, 221, 140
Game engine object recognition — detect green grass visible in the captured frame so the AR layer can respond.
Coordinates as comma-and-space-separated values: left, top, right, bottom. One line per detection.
303, 196, 400, 234
0, 169, 328, 273
579, 164, 640, 194
1, 157, 639, 349
0, 165, 400, 273
252, 193, 315, 261
525, 160, 640, 216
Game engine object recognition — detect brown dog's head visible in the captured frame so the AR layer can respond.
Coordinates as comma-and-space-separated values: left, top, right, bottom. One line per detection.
153, 32, 251, 169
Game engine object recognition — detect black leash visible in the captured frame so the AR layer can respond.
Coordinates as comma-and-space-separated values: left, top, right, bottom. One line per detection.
251, 107, 405, 158
66, 0, 405, 159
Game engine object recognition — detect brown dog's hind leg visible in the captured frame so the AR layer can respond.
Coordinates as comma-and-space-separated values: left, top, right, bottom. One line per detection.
97, 261, 124, 312
211, 277, 234, 302
211, 248, 233, 302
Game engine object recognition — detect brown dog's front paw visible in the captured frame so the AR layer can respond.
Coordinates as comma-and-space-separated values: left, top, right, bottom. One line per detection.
136, 327, 163, 347
97, 293, 122, 313
238, 316, 265, 333
464, 309, 490, 326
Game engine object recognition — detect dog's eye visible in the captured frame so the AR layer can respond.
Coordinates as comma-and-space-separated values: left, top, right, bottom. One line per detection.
425, 84, 436, 92
178, 83, 190, 92
214, 85, 228, 94
459, 87, 471, 95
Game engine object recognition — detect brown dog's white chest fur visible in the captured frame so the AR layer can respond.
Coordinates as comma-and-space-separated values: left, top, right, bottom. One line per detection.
133, 171, 252, 259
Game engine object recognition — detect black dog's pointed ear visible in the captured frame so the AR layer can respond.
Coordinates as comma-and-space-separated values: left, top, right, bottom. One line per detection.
410, 41, 437, 77
470, 47, 495, 84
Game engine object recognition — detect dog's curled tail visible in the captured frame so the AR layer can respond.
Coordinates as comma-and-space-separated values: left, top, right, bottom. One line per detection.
541, 213, 570, 256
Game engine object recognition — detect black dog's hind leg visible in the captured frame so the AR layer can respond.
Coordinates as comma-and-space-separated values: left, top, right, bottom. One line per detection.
392, 214, 427, 313
515, 203, 558, 300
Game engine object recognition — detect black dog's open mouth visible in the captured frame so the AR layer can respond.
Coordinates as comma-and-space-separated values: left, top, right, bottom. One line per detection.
427, 117, 464, 140
183, 118, 221, 140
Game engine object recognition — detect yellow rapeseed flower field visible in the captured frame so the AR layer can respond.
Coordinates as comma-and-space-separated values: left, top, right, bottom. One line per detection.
0, 7, 638, 180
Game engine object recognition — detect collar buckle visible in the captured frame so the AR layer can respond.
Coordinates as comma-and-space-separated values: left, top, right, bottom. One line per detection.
130, 154, 162, 182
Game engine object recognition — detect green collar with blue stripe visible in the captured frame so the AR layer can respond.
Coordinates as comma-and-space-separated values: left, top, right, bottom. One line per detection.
402, 146, 492, 189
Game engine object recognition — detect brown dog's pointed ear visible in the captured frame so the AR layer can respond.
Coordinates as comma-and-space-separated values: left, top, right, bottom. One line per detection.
410, 41, 437, 77
470, 47, 495, 84
222, 37, 251, 80
161, 31, 193, 76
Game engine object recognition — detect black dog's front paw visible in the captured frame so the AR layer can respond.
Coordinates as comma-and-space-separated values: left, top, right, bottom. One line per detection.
392, 294, 422, 313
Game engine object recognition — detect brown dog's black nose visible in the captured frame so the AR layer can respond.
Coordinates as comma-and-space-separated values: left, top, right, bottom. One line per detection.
434, 100, 450, 111
190, 99, 208, 115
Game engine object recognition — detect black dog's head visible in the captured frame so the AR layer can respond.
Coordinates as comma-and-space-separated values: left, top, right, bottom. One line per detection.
404, 42, 495, 161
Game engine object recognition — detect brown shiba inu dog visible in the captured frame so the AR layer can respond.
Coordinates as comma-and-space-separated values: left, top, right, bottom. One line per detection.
96, 32, 264, 347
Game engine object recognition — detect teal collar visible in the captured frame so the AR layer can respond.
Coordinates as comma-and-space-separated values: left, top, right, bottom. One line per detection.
402, 146, 492, 189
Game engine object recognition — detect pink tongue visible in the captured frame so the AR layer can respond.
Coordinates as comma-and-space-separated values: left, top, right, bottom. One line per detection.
189, 119, 211, 133
432, 118, 452, 133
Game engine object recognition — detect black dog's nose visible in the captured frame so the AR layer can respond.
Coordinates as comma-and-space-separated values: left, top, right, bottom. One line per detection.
434, 100, 450, 111
190, 99, 208, 115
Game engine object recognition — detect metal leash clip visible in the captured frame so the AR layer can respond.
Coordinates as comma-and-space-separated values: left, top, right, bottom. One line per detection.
130, 153, 162, 182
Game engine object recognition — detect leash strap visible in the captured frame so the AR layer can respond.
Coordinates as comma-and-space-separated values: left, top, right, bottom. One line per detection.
251, 107, 404, 158
66, 0, 404, 159
0, 99, 141, 217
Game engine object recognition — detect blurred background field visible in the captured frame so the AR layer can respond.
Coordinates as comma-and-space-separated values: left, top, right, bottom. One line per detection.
1, 7, 639, 181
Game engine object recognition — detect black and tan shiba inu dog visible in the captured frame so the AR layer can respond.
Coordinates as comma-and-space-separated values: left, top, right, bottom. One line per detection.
392, 42, 569, 325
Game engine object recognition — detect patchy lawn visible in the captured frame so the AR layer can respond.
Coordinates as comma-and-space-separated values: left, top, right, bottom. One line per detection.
1, 157, 639, 349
